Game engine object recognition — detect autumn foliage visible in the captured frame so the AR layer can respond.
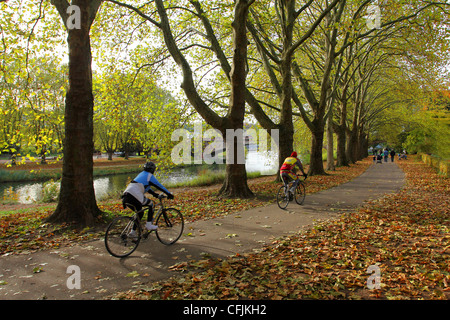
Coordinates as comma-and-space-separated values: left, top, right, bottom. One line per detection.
114, 157, 450, 300
2, 157, 449, 300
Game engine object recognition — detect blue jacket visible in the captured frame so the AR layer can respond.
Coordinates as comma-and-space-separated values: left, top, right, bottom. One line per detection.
134, 171, 171, 194
123, 171, 172, 204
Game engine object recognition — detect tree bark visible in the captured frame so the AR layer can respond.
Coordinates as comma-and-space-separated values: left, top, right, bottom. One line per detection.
347, 128, 357, 164
219, 135, 252, 198
309, 123, 327, 175
326, 115, 335, 171
335, 124, 348, 167
345, 127, 353, 164
46, 0, 102, 226
336, 99, 349, 167
219, 0, 254, 198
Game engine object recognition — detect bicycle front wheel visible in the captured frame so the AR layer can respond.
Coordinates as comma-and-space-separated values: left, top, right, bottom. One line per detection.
277, 185, 290, 209
155, 208, 184, 245
105, 216, 141, 258
295, 182, 306, 205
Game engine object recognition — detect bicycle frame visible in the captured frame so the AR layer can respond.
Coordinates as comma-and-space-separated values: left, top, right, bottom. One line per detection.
122, 204, 144, 230
282, 174, 306, 189
123, 196, 168, 236
105, 195, 183, 257
277, 174, 307, 209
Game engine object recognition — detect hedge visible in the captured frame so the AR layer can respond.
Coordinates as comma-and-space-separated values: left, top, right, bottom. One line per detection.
420, 153, 450, 177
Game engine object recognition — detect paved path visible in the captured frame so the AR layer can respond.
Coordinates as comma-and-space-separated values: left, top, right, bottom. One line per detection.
0, 161, 405, 300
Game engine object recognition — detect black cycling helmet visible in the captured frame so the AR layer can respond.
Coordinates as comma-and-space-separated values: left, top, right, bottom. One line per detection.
143, 161, 156, 173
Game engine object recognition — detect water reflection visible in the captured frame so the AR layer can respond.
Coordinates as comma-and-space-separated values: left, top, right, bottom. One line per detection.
246, 150, 277, 175
4, 183, 44, 204
1, 150, 278, 205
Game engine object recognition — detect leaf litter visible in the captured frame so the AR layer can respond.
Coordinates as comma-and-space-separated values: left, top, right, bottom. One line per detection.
112, 157, 449, 300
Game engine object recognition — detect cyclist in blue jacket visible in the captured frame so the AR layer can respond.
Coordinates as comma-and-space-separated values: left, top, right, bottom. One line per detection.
122, 161, 174, 231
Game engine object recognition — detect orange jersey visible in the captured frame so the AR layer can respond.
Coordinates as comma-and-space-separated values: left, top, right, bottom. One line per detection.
280, 157, 302, 173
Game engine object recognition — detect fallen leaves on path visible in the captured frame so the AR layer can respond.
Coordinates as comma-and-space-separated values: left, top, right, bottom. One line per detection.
0, 209, 102, 254
114, 157, 449, 300
164, 159, 373, 223
0, 160, 371, 255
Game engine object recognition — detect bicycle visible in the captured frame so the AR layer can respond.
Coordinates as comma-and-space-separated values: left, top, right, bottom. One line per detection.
104, 194, 184, 258
277, 174, 306, 209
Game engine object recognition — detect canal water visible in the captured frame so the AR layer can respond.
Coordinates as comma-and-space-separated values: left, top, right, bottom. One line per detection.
1, 150, 277, 204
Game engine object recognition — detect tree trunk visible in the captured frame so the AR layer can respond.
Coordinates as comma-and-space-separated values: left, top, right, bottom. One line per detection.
47, 0, 102, 226
309, 124, 327, 176
345, 128, 353, 164
277, 125, 294, 172
326, 116, 335, 171
219, 0, 254, 198
357, 124, 368, 160
220, 164, 252, 197
275, 0, 296, 180
335, 124, 348, 166
359, 132, 368, 160
220, 131, 253, 197
350, 127, 359, 163
152, 0, 254, 198
347, 97, 360, 164
336, 99, 348, 167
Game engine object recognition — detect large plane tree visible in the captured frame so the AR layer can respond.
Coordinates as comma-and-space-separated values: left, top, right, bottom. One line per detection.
46, 0, 103, 226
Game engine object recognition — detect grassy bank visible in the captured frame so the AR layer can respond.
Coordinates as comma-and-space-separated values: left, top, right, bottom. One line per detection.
0, 158, 145, 183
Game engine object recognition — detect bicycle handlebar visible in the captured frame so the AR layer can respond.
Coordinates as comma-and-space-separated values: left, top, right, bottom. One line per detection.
297, 174, 308, 180
142, 194, 168, 207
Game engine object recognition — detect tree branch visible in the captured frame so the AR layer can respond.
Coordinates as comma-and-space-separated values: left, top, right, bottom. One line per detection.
106, 0, 161, 28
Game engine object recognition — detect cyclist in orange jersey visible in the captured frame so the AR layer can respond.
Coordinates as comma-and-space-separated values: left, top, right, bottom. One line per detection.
280, 151, 307, 193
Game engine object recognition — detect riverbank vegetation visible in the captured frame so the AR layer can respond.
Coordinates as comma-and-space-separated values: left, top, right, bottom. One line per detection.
0, 157, 144, 183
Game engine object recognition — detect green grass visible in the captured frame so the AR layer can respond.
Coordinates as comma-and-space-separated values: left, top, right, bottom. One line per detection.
0, 204, 56, 217
0, 169, 56, 183
0, 165, 142, 183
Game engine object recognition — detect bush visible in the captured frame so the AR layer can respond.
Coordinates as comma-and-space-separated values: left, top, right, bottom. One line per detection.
420, 153, 450, 177
41, 179, 60, 203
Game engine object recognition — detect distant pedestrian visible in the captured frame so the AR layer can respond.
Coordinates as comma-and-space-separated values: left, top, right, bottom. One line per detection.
390, 150, 395, 162
399, 150, 407, 160
376, 151, 382, 164
383, 149, 389, 162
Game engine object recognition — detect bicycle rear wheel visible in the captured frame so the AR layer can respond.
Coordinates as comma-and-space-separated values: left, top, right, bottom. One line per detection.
105, 216, 141, 258
155, 208, 184, 245
295, 182, 306, 205
277, 185, 290, 209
